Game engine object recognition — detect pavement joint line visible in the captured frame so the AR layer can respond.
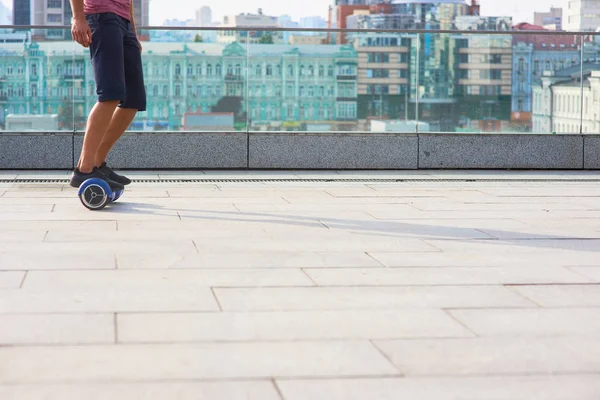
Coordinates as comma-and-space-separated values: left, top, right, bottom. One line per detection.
4, 177, 600, 184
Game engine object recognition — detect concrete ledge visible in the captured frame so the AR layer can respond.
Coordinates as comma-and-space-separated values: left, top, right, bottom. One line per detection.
419, 134, 584, 169
0, 133, 73, 169
584, 135, 600, 170
249, 133, 418, 169
73, 132, 248, 169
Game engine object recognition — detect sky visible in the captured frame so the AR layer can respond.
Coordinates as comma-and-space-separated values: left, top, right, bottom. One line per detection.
0, 0, 568, 26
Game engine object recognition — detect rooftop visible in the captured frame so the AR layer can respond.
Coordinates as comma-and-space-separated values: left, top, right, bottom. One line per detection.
1, 170, 600, 398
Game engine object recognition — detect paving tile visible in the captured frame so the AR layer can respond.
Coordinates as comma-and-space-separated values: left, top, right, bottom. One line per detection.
0, 221, 116, 231
320, 222, 494, 240
0, 252, 116, 271
0, 204, 53, 213
0, 271, 25, 289
374, 337, 600, 376
0, 381, 282, 400
192, 236, 438, 252
424, 239, 600, 254
304, 266, 591, 286
0, 287, 219, 313
509, 284, 600, 307
369, 209, 558, 220
477, 226, 600, 239
117, 309, 471, 343
117, 251, 383, 269
369, 251, 600, 267
0, 211, 180, 221
408, 201, 592, 212
0, 314, 114, 345
0, 241, 198, 255
24, 269, 313, 289
0, 230, 47, 243
569, 267, 600, 282
44, 229, 264, 242
449, 308, 600, 336
235, 203, 420, 213
213, 286, 534, 311
277, 375, 600, 400
0, 341, 398, 383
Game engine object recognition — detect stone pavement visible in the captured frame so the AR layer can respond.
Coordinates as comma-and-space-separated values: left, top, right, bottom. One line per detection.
1, 170, 600, 399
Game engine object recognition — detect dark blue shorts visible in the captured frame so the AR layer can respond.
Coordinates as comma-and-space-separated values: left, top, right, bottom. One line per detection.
86, 12, 146, 111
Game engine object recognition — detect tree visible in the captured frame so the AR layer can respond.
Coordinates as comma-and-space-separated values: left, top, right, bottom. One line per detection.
194, 34, 203, 43
258, 33, 273, 44
57, 99, 86, 130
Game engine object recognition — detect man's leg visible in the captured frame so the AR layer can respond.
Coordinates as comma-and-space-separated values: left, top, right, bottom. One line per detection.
94, 19, 146, 183
71, 13, 127, 188
94, 107, 138, 167
78, 100, 120, 172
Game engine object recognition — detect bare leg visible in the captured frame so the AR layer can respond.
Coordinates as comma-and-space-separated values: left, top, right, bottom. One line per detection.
77, 100, 120, 173
94, 107, 138, 166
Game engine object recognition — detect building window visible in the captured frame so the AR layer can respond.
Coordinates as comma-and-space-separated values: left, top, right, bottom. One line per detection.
308, 86, 314, 97
196, 64, 202, 75
308, 66, 314, 76
187, 64, 193, 75
288, 65, 293, 77
266, 64, 272, 76
276, 65, 281, 76
328, 66, 333, 77
256, 64, 262, 76
299, 86, 305, 97
175, 85, 181, 96
207, 64, 212, 76
175, 64, 181, 76
47, 13, 62, 23
47, 0, 61, 7
31, 84, 37, 97
319, 65, 324, 77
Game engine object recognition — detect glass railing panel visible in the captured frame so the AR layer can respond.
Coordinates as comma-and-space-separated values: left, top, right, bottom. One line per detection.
0, 27, 75, 132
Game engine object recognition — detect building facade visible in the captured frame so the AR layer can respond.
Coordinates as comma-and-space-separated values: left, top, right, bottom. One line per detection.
218, 11, 284, 44
533, 67, 600, 133
0, 41, 358, 131
534, 7, 563, 30
511, 23, 600, 130
565, 0, 600, 31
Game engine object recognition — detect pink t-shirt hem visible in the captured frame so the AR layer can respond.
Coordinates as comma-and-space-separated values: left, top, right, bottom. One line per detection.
84, 0, 131, 22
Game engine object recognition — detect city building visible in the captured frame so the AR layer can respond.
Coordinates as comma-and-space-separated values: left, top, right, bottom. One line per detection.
534, 7, 563, 30
352, 32, 413, 123
565, 0, 600, 31
12, 0, 29, 25
289, 35, 326, 45
277, 15, 300, 44
453, 16, 514, 132
299, 16, 327, 34
0, 2, 11, 24
14, 0, 148, 40
511, 23, 599, 131
532, 65, 600, 133
0, 41, 358, 131
196, 6, 212, 27
218, 10, 283, 44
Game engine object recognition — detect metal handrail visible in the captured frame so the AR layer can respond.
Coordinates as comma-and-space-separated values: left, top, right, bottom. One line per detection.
1, 24, 599, 36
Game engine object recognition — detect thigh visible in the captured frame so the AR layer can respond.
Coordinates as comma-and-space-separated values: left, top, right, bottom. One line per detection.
121, 24, 146, 111
87, 13, 126, 101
